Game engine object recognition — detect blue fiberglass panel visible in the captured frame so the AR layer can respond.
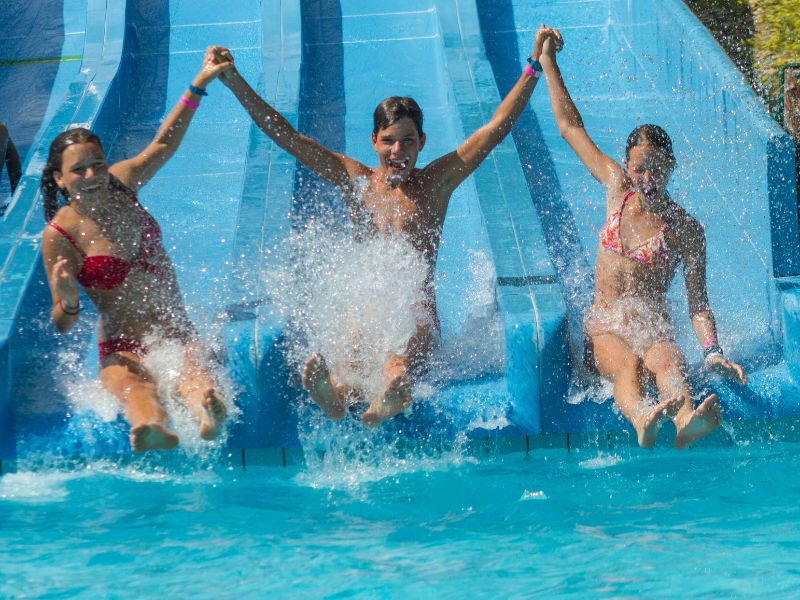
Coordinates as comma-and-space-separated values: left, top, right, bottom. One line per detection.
0, 0, 87, 198
0, 0, 80, 178
478, 0, 799, 432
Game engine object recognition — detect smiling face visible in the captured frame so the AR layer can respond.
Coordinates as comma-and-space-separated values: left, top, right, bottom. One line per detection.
624, 143, 674, 200
371, 117, 426, 185
53, 141, 110, 202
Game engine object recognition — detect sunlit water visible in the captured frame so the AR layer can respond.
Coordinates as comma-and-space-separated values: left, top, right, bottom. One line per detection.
2, 441, 800, 596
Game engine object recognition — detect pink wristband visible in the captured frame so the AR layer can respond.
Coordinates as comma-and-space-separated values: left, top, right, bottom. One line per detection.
702, 336, 718, 349
524, 64, 540, 78
180, 96, 199, 110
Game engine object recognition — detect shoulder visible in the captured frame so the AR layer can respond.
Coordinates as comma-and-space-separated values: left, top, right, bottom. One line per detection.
669, 202, 703, 237
108, 161, 140, 192
42, 211, 78, 253
605, 176, 633, 213
107, 172, 140, 206
418, 152, 464, 190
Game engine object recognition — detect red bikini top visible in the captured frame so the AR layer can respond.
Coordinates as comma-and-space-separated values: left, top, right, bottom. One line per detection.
598, 190, 671, 268
47, 179, 166, 290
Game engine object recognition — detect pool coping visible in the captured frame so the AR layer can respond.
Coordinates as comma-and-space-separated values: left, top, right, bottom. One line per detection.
2, 414, 797, 473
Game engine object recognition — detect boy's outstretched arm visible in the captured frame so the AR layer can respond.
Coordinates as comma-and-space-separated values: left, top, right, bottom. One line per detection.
426, 25, 560, 196
217, 48, 368, 189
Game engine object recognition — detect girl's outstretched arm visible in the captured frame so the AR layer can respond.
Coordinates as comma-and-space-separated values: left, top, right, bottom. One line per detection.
111, 46, 234, 191
540, 36, 623, 188
216, 48, 368, 190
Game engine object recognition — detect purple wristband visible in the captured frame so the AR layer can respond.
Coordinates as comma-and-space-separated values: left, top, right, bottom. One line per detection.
524, 64, 540, 78
180, 96, 199, 110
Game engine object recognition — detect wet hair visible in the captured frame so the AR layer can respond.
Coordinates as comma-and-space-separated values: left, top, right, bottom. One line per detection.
625, 124, 675, 164
372, 96, 424, 138
41, 127, 103, 221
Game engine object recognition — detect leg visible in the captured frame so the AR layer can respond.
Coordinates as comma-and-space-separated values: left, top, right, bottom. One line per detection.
644, 342, 721, 449
175, 343, 227, 440
0, 123, 20, 193
302, 353, 347, 420
362, 323, 436, 428
100, 353, 179, 452
592, 334, 678, 448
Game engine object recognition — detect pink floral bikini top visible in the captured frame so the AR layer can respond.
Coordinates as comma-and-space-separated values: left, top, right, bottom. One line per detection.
599, 190, 670, 268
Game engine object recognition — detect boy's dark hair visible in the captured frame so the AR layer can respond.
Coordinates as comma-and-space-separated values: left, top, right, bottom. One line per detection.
373, 96, 424, 137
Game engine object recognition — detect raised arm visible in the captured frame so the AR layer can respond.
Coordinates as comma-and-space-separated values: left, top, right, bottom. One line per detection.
539, 35, 623, 188
216, 49, 368, 189
426, 26, 558, 193
110, 47, 233, 191
682, 217, 747, 384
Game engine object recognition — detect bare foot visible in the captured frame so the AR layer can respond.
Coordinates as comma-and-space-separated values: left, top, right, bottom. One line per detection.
199, 388, 227, 440
302, 353, 345, 420
362, 376, 411, 428
130, 423, 179, 452
633, 396, 682, 448
674, 393, 722, 449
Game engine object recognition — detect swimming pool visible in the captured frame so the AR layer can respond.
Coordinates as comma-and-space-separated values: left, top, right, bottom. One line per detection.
2, 436, 799, 596
1, 0, 799, 595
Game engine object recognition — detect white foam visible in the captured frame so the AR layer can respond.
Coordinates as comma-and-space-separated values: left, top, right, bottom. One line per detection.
0, 471, 73, 503
579, 452, 623, 469
520, 489, 548, 501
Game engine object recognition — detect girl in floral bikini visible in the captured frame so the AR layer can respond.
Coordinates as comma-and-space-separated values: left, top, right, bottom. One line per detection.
539, 32, 747, 448
40, 47, 231, 452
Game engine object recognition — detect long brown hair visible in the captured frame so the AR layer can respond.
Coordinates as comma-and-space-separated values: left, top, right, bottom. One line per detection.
41, 127, 103, 221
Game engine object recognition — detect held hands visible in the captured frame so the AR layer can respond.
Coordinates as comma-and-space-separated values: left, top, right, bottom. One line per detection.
195, 46, 235, 87
51, 255, 79, 312
706, 354, 748, 385
534, 24, 563, 62
208, 46, 238, 86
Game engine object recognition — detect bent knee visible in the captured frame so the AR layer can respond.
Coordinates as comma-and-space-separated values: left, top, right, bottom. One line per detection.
101, 369, 158, 399
645, 350, 686, 376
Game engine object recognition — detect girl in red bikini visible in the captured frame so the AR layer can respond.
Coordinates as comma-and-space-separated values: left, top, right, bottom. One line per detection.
539, 32, 747, 448
40, 47, 231, 452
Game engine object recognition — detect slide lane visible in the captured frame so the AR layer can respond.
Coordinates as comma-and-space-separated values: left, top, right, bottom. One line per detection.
477, 0, 800, 433
1, 0, 264, 457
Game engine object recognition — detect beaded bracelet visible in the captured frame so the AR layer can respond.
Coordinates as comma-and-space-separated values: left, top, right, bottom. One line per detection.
60, 299, 80, 315
703, 343, 723, 360
188, 84, 208, 96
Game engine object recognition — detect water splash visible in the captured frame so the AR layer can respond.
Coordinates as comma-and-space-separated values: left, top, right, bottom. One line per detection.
263, 217, 429, 401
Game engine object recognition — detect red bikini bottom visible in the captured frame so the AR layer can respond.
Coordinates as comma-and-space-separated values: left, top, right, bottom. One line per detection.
98, 338, 146, 364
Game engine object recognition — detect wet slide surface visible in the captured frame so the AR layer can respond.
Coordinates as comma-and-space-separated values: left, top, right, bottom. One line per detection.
0, 0, 87, 179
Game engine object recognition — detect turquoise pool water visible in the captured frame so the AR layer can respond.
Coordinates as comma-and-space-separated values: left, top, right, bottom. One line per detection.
2, 439, 799, 597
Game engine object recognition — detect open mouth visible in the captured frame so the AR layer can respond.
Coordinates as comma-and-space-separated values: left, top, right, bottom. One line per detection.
386, 158, 409, 171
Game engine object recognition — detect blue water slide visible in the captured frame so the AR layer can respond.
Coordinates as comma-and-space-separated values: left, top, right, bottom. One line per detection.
0, 0, 798, 459
227, 0, 541, 448
477, 0, 800, 432
0, 0, 270, 457
0, 0, 126, 456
